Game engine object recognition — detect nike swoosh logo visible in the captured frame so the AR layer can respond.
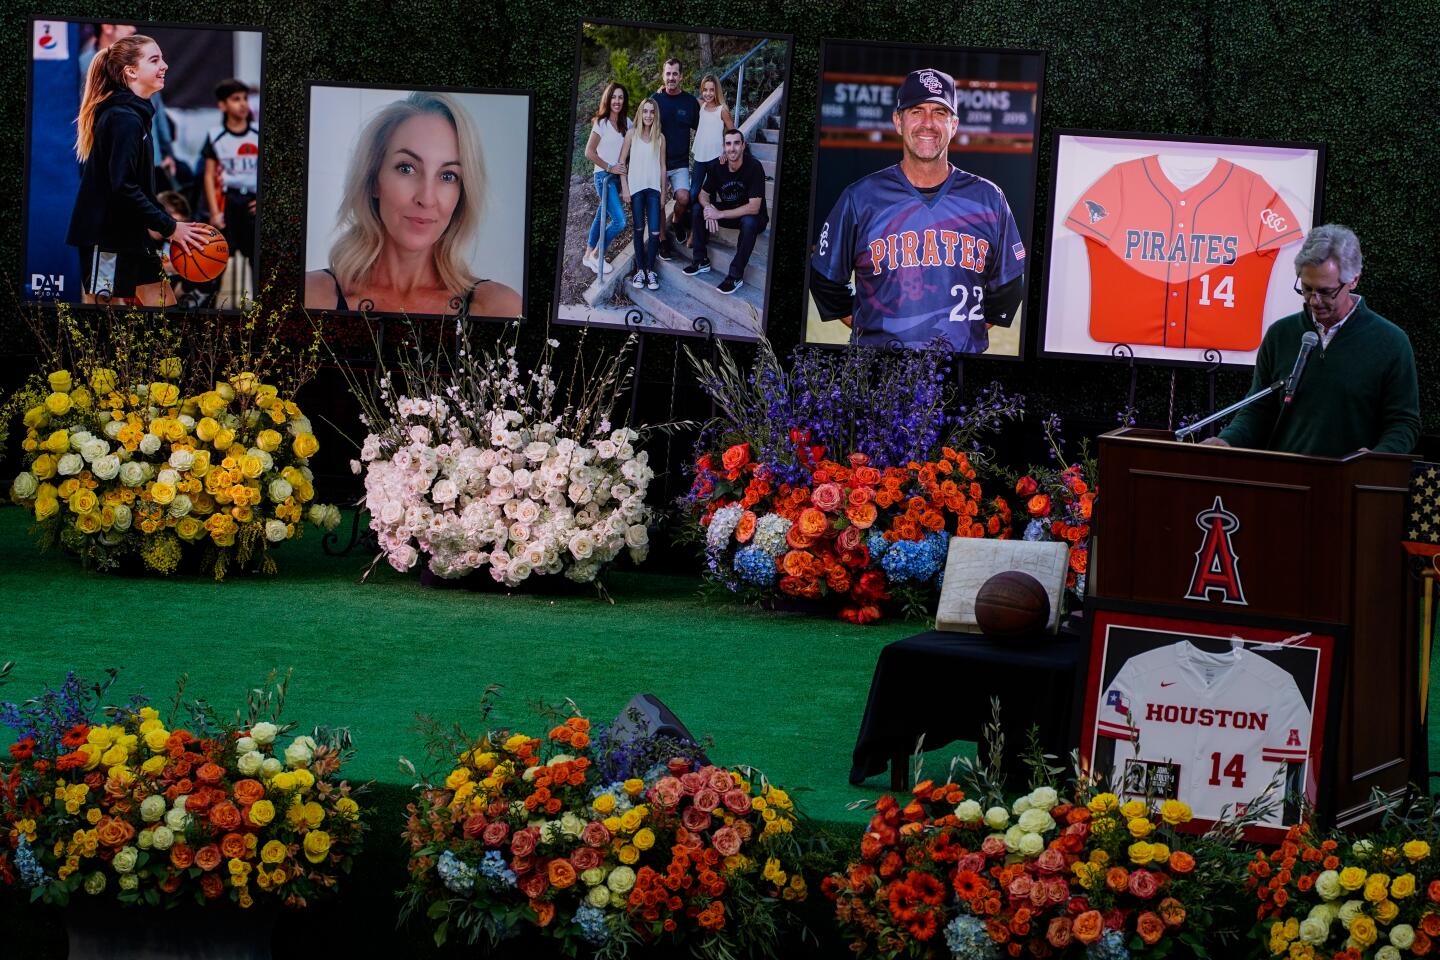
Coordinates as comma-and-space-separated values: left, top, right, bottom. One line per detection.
1160, 681, 1176, 687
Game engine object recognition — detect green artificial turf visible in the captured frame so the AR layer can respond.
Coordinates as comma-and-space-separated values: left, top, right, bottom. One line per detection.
0, 504, 973, 828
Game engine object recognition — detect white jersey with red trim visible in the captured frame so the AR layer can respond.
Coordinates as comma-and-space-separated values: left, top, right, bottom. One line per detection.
1098, 640, 1310, 824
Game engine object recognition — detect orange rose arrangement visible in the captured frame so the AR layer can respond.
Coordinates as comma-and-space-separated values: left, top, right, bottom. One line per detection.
0, 670, 364, 909
825, 770, 1229, 960
1009, 415, 1098, 602
401, 697, 809, 953
691, 443, 1013, 624
688, 338, 1026, 624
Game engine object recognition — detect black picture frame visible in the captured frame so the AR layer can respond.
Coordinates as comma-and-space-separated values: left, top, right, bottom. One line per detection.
551, 17, 794, 343
1078, 597, 1346, 842
299, 80, 535, 324
1036, 129, 1328, 370
22, 15, 267, 315
799, 36, 1047, 360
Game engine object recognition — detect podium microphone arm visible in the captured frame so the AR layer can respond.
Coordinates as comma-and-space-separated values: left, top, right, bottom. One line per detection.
1174, 379, 1286, 441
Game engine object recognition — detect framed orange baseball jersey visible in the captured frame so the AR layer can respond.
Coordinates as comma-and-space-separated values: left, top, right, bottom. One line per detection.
1040, 133, 1325, 367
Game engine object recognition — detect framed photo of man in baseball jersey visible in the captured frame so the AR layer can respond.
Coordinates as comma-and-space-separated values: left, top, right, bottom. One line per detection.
802, 40, 1045, 358
1039, 131, 1326, 367
1080, 604, 1342, 843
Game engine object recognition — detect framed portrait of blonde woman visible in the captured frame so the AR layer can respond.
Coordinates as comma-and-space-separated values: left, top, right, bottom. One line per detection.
302, 82, 532, 321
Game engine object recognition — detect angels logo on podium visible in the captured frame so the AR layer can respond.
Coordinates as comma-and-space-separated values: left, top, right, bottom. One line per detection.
1184, 496, 1247, 605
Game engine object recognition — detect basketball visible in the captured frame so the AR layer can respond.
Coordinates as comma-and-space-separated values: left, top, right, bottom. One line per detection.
170, 225, 229, 283
974, 570, 1051, 638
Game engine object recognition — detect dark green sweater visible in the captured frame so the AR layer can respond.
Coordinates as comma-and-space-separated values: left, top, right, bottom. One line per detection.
1219, 299, 1420, 456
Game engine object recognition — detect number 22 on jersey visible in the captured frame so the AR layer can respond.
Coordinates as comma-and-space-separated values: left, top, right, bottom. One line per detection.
949, 284, 984, 324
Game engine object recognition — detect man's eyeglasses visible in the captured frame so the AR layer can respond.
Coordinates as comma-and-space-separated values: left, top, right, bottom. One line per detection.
1294, 279, 1348, 301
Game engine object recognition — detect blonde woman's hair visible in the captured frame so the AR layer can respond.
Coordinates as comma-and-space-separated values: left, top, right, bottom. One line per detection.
329, 91, 486, 296
699, 74, 729, 113
626, 96, 665, 171
75, 35, 156, 161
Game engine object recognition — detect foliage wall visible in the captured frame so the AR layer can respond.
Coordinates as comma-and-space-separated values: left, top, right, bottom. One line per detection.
0, 0, 1436, 443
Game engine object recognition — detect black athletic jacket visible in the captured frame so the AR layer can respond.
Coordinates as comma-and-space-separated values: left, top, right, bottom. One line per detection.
65, 90, 176, 253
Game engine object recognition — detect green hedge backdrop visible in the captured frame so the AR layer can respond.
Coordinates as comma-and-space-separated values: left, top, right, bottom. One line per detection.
0, 0, 1436, 442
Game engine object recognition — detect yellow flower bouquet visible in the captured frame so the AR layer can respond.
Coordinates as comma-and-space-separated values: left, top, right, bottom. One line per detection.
0, 669, 365, 910
6, 304, 340, 577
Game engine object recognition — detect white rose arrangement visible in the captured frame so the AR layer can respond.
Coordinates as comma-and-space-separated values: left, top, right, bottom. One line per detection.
354, 329, 658, 588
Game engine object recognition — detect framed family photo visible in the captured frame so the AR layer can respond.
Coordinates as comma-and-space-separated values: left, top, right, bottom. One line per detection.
553, 19, 794, 341
1039, 131, 1326, 367
302, 82, 532, 321
23, 17, 264, 310
802, 40, 1044, 357
1079, 604, 1342, 843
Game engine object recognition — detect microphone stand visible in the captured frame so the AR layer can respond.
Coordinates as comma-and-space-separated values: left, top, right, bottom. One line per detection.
1173, 379, 1285, 441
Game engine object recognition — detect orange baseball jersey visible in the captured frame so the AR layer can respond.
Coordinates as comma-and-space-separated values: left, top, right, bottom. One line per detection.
1065, 156, 1302, 351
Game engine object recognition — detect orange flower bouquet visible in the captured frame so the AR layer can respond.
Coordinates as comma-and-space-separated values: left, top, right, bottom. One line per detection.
825, 768, 1242, 959
687, 337, 1023, 624
400, 697, 810, 956
0, 669, 365, 909
1010, 415, 1097, 602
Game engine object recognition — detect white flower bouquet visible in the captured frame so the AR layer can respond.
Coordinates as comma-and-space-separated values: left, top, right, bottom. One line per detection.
352, 326, 655, 587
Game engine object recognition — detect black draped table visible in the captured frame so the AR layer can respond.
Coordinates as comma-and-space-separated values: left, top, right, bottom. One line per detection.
849, 623, 1088, 790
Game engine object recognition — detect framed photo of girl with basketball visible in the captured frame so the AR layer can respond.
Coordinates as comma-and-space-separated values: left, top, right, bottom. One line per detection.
23, 17, 264, 308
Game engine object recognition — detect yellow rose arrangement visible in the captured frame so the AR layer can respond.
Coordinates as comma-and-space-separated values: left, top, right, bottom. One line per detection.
9, 359, 341, 578
0, 669, 365, 910
1251, 814, 1440, 960
6, 302, 339, 577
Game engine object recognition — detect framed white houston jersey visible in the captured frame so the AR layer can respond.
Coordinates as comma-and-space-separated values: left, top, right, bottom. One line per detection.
1039, 131, 1324, 369
1081, 607, 1339, 843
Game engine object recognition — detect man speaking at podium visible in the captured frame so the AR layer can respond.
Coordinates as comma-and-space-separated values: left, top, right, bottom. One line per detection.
1204, 224, 1419, 456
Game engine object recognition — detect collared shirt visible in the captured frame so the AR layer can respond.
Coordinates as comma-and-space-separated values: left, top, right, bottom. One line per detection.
1312, 295, 1362, 349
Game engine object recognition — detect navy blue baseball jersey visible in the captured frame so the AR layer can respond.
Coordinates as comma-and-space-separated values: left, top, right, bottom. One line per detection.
811, 165, 1026, 353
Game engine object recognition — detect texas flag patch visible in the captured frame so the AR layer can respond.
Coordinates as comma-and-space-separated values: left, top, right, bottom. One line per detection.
1106, 690, 1129, 715
1012, 242, 1025, 261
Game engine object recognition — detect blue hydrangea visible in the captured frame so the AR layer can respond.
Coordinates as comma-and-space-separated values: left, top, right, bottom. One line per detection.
752, 514, 792, 555
881, 535, 946, 583
734, 545, 778, 586
1087, 930, 1130, 960
574, 904, 609, 944
477, 849, 517, 888
864, 530, 890, 559
705, 505, 744, 551
15, 837, 48, 888
436, 849, 476, 895
1023, 518, 1047, 541
944, 914, 1000, 959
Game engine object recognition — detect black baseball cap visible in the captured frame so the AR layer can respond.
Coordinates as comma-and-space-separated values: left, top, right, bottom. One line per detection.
895, 68, 956, 112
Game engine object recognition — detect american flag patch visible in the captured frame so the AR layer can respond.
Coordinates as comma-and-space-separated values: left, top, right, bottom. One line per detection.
1012, 242, 1025, 260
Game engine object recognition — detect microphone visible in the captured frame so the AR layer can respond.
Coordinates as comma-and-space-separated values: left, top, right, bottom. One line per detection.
1282, 330, 1321, 405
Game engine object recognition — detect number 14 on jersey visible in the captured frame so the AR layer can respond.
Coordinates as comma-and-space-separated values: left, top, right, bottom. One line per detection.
1197, 273, 1234, 308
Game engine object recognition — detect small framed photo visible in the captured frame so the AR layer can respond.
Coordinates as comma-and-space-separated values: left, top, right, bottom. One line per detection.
553, 19, 794, 341
302, 82, 532, 321
1039, 131, 1325, 367
24, 17, 264, 310
1080, 604, 1341, 843
802, 39, 1045, 357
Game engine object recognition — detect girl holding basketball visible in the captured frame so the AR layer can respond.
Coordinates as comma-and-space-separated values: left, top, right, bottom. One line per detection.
66, 34, 211, 305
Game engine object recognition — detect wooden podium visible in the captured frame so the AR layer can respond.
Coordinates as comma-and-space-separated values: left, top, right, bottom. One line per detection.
1093, 428, 1418, 828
